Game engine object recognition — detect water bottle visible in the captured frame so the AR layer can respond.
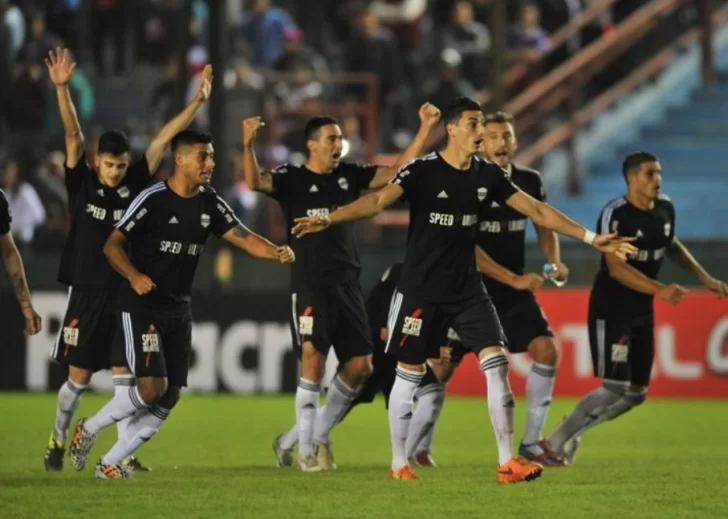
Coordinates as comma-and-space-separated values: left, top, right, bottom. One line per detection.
543, 263, 567, 287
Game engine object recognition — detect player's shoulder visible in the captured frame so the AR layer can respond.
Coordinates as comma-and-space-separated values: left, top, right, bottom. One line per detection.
473, 155, 508, 176
600, 196, 629, 214
0, 188, 7, 205
271, 163, 301, 175
511, 163, 543, 182
398, 152, 439, 173
131, 181, 168, 206
655, 192, 674, 209
199, 184, 219, 197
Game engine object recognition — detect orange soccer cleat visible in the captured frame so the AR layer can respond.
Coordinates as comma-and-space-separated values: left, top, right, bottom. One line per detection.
389, 465, 418, 480
497, 456, 543, 484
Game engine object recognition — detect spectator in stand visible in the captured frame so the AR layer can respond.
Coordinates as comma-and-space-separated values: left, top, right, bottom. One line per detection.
0, 159, 46, 245
240, 0, 298, 68
441, 0, 491, 87
17, 10, 63, 67
90, 0, 127, 78
507, 2, 552, 65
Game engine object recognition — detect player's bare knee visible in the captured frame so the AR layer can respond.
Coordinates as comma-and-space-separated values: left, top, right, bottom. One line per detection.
110, 365, 132, 376
136, 376, 167, 405
428, 358, 456, 383
68, 366, 92, 386
300, 341, 325, 382
157, 385, 182, 410
342, 355, 372, 384
477, 345, 507, 361
528, 336, 559, 366
397, 361, 427, 373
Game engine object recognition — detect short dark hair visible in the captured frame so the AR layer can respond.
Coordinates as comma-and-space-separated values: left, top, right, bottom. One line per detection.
304, 117, 339, 142
171, 129, 213, 152
97, 130, 130, 156
443, 97, 483, 125
622, 151, 658, 181
483, 111, 515, 127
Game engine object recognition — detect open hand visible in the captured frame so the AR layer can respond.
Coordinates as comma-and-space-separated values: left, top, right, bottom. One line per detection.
292, 215, 331, 238
45, 47, 76, 86
195, 64, 213, 102
592, 233, 638, 260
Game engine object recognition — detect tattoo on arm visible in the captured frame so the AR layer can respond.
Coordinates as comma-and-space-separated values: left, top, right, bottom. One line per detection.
10, 273, 30, 307
232, 224, 251, 238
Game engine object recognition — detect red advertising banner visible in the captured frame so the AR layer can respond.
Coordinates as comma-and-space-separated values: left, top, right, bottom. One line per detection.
447, 289, 728, 398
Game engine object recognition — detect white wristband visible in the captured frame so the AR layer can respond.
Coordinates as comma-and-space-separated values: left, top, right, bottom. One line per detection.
583, 230, 596, 245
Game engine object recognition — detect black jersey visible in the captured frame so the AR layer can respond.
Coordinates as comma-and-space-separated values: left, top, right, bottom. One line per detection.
269, 162, 377, 289
591, 194, 676, 315
366, 262, 403, 333
0, 189, 10, 235
58, 154, 151, 289
390, 152, 519, 303
114, 181, 240, 314
477, 164, 546, 299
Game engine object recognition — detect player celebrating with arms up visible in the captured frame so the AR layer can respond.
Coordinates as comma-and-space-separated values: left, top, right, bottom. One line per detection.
244, 103, 441, 471
544, 152, 728, 464
43, 48, 213, 472
292, 97, 636, 482
68, 130, 294, 479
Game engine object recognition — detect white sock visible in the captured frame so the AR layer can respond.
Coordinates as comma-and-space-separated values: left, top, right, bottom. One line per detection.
388, 367, 425, 470
279, 424, 299, 450
102, 404, 170, 465
313, 375, 359, 445
522, 362, 556, 445
480, 352, 515, 466
296, 378, 320, 456
406, 383, 445, 458
112, 374, 136, 442
548, 381, 626, 451
84, 386, 149, 435
54, 380, 87, 442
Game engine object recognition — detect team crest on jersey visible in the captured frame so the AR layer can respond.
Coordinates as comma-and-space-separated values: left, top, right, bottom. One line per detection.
117, 186, 130, 198
200, 213, 210, 228
338, 177, 349, 191
477, 187, 488, 201
664, 223, 671, 237
97, 189, 104, 197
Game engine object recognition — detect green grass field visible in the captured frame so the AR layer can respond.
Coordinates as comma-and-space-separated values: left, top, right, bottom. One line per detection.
1, 394, 727, 519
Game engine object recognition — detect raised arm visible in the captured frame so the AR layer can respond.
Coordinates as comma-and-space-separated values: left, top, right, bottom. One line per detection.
145, 65, 213, 173
222, 224, 295, 263
668, 237, 727, 298
46, 48, 84, 168
241, 117, 275, 194
0, 232, 41, 334
505, 190, 637, 259
368, 103, 441, 189
292, 183, 404, 237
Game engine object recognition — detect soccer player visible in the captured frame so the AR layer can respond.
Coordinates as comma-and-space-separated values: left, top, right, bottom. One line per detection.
292, 97, 636, 482
1, 189, 42, 335
545, 151, 728, 464
44, 46, 213, 472
67, 129, 295, 479
473, 111, 566, 465
44, 48, 212, 471
244, 103, 441, 471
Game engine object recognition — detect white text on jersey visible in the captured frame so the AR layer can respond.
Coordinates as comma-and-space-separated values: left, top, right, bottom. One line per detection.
428, 213, 478, 227
159, 241, 205, 256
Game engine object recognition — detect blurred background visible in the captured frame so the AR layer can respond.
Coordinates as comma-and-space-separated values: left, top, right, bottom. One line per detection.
1, 0, 727, 397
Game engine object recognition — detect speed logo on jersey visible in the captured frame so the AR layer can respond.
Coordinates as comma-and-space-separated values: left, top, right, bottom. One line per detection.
299, 306, 314, 336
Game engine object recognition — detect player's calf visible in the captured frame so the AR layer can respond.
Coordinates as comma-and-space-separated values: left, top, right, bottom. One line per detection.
521, 336, 559, 458
46, 371, 89, 471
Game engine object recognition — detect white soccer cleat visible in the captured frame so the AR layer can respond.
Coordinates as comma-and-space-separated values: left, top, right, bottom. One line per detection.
94, 459, 132, 479
313, 441, 337, 470
298, 453, 324, 472
273, 434, 295, 468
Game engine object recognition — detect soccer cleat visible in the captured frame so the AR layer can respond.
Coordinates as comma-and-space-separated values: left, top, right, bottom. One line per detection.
68, 418, 97, 471
273, 434, 294, 468
121, 456, 152, 472
410, 451, 437, 468
519, 440, 566, 467
562, 434, 581, 466
94, 458, 132, 480
44, 432, 65, 471
497, 456, 544, 484
389, 465, 418, 480
313, 441, 337, 470
298, 453, 323, 472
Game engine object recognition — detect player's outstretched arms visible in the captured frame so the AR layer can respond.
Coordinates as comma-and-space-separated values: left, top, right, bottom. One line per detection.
145, 65, 213, 172
505, 190, 638, 259
368, 103, 441, 189
103, 230, 156, 295
222, 224, 295, 263
240, 117, 277, 194
668, 237, 728, 299
475, 245, 544, 291
292, 183, 404, 238
0, 231, 41, 335
605, 253, 687, 304
46, 47, 83, 169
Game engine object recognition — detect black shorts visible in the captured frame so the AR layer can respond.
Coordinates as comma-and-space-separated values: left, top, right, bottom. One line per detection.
588, 302, 655, 386
50, 288, 117, 372
110, 308, 193, 387
386, 290, 506, 365
290, 279, 372, 362
491, 292, 554, 353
